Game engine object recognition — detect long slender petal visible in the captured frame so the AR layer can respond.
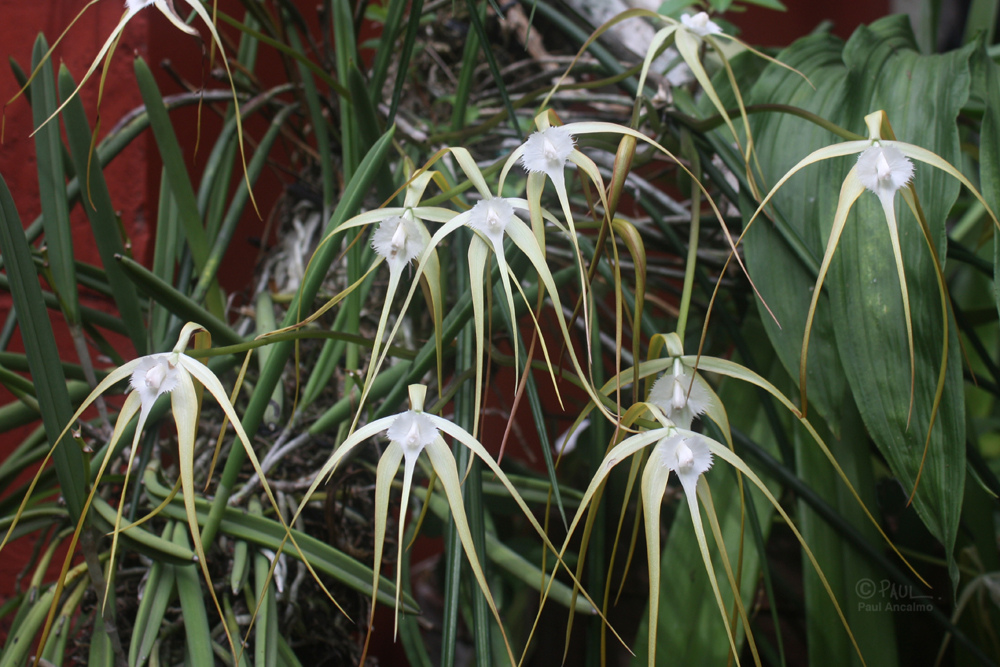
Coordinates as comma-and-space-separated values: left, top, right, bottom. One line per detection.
640, 445, 672, 667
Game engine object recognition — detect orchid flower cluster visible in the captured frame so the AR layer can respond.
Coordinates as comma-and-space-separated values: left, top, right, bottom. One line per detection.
11, 3, 997, 666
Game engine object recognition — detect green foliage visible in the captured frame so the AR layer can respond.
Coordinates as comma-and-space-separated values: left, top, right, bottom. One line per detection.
1, 2, 999, 667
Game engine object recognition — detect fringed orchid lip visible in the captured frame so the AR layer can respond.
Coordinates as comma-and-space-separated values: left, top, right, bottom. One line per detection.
647, 358, 712, 430
680, 11, 723, 37
372, 215, 424, 272
856, 144, 915, 204
467, 197, 515, 243
519, 125, 576, 185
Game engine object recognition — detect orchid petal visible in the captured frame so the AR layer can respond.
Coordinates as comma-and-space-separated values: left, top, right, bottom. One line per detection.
640, 444, 673, 667
423, 438, 517, 665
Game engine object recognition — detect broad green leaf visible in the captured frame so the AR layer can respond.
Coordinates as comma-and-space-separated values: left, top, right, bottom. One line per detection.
968, 45, 1000, 320
796, 399, 898, 667
743, 15, 973, 578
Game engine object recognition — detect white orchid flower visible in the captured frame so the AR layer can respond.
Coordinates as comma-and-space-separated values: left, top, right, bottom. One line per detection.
519, 125, 576, 193
372, 215, 424, 273
623, 7, 807, 196
742, 109, 1000, 419
647, 357, 713, 429
288, 384, 610, 664
680, 11, 723, 37
0, 322, 301, 660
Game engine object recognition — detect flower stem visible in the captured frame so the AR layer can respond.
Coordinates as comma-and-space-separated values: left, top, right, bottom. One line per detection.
675, 130, 702, 341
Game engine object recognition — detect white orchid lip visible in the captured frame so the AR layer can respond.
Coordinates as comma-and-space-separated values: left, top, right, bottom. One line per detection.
372, 216, 423, 271
129, 354, 181, 406
856, 144, 914, 198
674, 440, 695, 471
520, 126, 575, 181
681, 12, 723, 37
386, 410, 439, 453
660, 433, 714, 479
648, 359, 712, 429
467, 198, 515, 242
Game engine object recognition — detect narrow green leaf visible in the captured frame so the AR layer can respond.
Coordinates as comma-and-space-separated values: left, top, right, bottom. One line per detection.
250, 497, 278, 667
116, 254, 243, 347
129, 522, 176, 667
190, 103, 297, 305
0, 175, 86, 521
172, 525, 215, 665
464, 0, 522, 140
58, 64, 146, 355
386, 0, 424, 125
0, 588, 57, 667
133, 56, 224, 316
30, 35, 79, 328
151, 167, 179, 347
332, 0, 359, 178
287, 23, 334, 218
369, 0, 408, 100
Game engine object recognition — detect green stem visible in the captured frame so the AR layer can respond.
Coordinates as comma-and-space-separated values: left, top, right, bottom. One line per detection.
675, 130, 701, 341
667, 103, 864, 142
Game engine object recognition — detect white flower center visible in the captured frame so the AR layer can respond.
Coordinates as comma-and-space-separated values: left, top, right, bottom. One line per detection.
405, 419, 421, 448
690, 12, 709, 29
543, 137, 559, 162
145, 363, 169, 391
487, 206, 502, 230
669, 358, 687, 410
389, 221, 407, 258
876, 151, 892, 181
671, 379, 687, 411
674, 440, 695, 471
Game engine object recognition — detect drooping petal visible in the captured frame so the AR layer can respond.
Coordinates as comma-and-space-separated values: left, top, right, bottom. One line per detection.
640, 444, 673, 667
